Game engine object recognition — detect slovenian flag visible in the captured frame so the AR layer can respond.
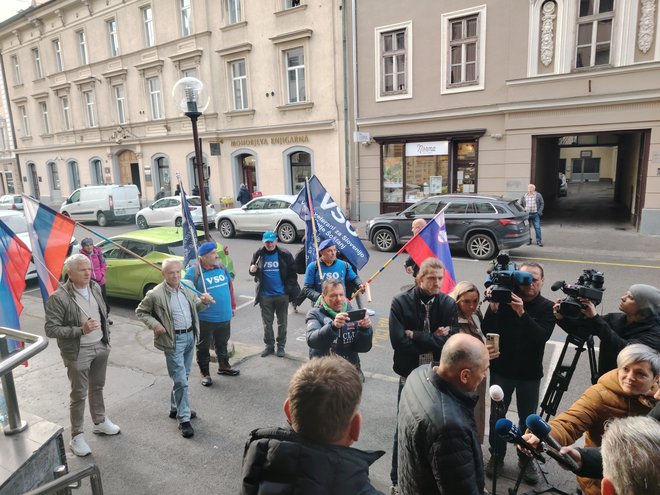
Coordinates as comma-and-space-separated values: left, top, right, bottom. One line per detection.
404, 212, 457, 294
23, 195, 76, 304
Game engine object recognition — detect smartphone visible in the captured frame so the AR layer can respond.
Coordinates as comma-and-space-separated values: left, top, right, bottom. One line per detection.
486, 333, 500, 353
347, 309, 367, 322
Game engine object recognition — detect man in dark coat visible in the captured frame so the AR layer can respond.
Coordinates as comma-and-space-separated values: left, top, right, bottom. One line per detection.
398, 333, 490, 495
237, 183, 251, 205
249, 231, 300, 358
240, 356, 385, 495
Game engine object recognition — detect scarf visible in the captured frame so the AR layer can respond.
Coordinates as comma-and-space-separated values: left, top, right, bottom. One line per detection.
321, 298, 349, 318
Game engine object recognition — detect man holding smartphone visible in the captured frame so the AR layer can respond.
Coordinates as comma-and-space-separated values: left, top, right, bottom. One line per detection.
305, 279, 373, 381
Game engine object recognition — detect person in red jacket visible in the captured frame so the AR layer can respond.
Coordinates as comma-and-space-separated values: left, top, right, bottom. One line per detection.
80, 238, 112, 325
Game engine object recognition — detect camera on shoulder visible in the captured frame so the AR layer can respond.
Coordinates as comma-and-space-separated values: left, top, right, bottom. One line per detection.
484, 251, 533, 304
551, 269, 605, 319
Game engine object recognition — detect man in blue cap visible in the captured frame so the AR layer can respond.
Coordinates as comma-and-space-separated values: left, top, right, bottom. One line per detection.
302, 239, 364, 305
249, 231, 300, 357
184, 241, 238, 386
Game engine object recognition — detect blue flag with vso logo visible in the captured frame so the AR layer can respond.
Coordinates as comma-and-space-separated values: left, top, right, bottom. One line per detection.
181, 189, 199, 268
290, 176, 369, 271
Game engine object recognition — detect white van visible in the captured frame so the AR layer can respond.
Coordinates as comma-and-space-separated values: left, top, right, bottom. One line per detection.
60, 184, 140, 226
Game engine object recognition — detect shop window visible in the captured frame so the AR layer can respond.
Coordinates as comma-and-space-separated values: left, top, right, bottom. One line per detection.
454, 141, 477, 193
404, 141, 449, 202
383, 143, 404, 203
288, 150, 311, 193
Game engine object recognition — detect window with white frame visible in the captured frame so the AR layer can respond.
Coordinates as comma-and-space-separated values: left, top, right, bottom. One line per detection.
69, 161, 81, 190
226, 0, 242, 24
448, 15, 478, 87
52, 39, 64, 72
284, 0, 301, 8
441, 6, 486, 94
114, 85, 127, 124
77, 30, 89, 65
230, 59, 248, 110
575, 0, 614, 68
60, 95, 72, 130
39, 101, 50, 134
18, 105, 30, 137
107, 19, 120, 57
285, 47, 306, 104
180, 0, 192, 36
374, 21, 412, 100
142, 6, 155, 47
10, 55, 22, 85
147, 77, 163, 119
84, 91, 96, 127
32, 48, 44, 79
49, 162, 60, 190
182, 67, 198, 78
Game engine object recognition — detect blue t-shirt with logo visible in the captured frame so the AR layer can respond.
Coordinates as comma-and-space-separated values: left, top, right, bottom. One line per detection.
304, 259, 358, 292
184, 264, 232, 323
261, 251, 285, 297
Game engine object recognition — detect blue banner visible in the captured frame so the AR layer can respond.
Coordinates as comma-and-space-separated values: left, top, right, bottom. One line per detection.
181, 188, 199, 268
290, 176, 369, 271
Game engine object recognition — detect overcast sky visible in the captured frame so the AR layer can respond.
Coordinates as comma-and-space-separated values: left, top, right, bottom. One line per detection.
1, 0, 33, 23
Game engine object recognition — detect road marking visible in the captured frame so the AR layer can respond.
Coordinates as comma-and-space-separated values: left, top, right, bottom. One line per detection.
518, 256, 660, 269
236, 296, 255, 311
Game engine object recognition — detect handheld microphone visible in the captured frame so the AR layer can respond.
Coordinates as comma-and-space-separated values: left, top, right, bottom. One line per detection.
489, 384, 504, 402
495, 418, 544, 462
525, 414, 580, 472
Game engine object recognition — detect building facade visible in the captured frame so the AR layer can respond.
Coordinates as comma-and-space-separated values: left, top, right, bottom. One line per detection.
0, 0, 348, 208
352, 0, 660, 234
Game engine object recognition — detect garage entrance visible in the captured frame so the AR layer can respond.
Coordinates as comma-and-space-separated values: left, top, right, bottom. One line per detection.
531, 130, 650, 229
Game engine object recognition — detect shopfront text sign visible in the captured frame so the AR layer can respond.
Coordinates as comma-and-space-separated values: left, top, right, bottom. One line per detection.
230, 135, 309, 147
405, 141, 449, 156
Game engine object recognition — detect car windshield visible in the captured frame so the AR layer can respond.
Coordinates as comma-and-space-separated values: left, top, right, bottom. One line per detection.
165, 235, 206, 256
1, 214, 27, 233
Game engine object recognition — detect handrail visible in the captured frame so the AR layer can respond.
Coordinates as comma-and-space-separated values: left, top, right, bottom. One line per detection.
0, 327, 49, 435
23, 464, 103, 495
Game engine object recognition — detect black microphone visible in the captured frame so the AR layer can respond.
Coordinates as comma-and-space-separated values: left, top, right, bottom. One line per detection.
551, 280, 565, 292
495, 418, 544, 462
526, 414, 580, 472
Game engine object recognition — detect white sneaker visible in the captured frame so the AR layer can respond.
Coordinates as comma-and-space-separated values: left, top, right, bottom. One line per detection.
366, 309, 376, 316
92, 417, 120, 435
70, 433, 92, 457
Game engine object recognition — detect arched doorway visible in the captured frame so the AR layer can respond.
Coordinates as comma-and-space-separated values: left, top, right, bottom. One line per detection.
117, 149, 141, 194
235, 152, 257, 196
27, 162, 40, 199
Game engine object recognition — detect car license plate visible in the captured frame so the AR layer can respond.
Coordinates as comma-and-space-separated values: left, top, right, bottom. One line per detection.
115, 209, 125, 214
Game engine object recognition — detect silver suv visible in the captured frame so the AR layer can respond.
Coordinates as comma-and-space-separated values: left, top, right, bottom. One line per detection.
365, 195, 530, 260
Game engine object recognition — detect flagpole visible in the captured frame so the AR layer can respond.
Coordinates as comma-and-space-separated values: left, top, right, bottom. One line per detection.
305, 177, 323, 278
177, 172, 207, 293
349, 204, 449, 299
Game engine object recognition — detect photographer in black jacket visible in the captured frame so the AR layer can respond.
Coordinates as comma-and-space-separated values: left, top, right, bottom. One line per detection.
555, 284, 660, 377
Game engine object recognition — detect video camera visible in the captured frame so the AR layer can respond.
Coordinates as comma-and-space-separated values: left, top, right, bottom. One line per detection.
551, 269, 605, 319
484, 251, 533, 304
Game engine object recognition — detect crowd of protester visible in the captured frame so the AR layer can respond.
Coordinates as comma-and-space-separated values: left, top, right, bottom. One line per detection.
44, 232, 660, 495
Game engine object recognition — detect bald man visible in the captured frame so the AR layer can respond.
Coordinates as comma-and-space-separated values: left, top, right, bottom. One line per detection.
397, 333, 489, 495
404, 218, 427, 278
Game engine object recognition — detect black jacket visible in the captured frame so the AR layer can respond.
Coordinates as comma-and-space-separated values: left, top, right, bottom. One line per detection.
389, 286, 459, 377
559, 313, 660, 377
306, 304, 373, 365
483, 294, 555, 380
249, 246, 300, 305
241, 427, 385, 495
398, 366, 484, 495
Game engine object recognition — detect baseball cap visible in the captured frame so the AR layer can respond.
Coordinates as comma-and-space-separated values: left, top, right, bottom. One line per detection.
198, 242, 217, 256
262, 231, 277, 242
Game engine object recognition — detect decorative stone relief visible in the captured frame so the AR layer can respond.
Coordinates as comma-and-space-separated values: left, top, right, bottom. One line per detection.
540, 1, 557, 66
637, 0, 656, 53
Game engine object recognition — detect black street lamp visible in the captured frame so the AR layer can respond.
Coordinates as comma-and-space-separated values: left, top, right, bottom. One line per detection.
173, 77, 211, 239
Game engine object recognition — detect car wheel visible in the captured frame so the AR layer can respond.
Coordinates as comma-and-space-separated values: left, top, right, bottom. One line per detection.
277, 221, 297, 244
137, 216, 149, 230
467, 233, 496, 260
373, 228, 396, 252
97, 212, 108, 227
175, 217, 182, 227
218, 218, 235, 238
143, 283, 157, 297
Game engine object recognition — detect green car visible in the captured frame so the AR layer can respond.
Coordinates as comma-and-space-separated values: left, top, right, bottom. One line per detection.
100, 227, 235, 300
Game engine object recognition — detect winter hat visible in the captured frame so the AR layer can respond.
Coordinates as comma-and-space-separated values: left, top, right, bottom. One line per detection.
318, 239, 336, 252
198, 242, 217, 257
81, 238, 94, 246
630, 284, 660, 316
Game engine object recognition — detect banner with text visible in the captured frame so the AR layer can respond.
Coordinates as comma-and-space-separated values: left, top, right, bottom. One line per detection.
290, 176, 370, 271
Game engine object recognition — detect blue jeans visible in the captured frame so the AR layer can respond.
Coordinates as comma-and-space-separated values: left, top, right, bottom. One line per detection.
488, 371, 540, 457
529, 213, 542, 244
165, 331, 194, 423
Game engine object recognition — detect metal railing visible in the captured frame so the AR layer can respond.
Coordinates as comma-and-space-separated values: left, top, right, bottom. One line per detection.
23, 464, 103, 495
0, 327, 49, 435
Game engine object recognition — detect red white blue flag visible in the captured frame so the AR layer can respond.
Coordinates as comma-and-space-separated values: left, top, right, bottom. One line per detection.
23, 195, 76, 304
0, 218, 32, 329
404, 212, 457, 294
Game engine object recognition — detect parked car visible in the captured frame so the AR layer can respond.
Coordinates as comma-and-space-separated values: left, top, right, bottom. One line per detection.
0, 194, 23, 210
365, 194, 530, 260
215, 194, 306, 244
135, 196, 216, 229
96, 227, 234, 300
60, 184, 140, 226
0, 210, 78, 280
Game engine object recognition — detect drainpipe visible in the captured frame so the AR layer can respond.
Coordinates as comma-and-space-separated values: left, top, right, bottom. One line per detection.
341, 0, 351, 217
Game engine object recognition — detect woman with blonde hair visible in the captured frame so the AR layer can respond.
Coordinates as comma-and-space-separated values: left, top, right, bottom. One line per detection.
449, 281, 499, 443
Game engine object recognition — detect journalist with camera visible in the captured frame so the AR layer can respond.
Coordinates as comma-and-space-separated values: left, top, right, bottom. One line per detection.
555, 283, 660, 378
483, 258, 555, 484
